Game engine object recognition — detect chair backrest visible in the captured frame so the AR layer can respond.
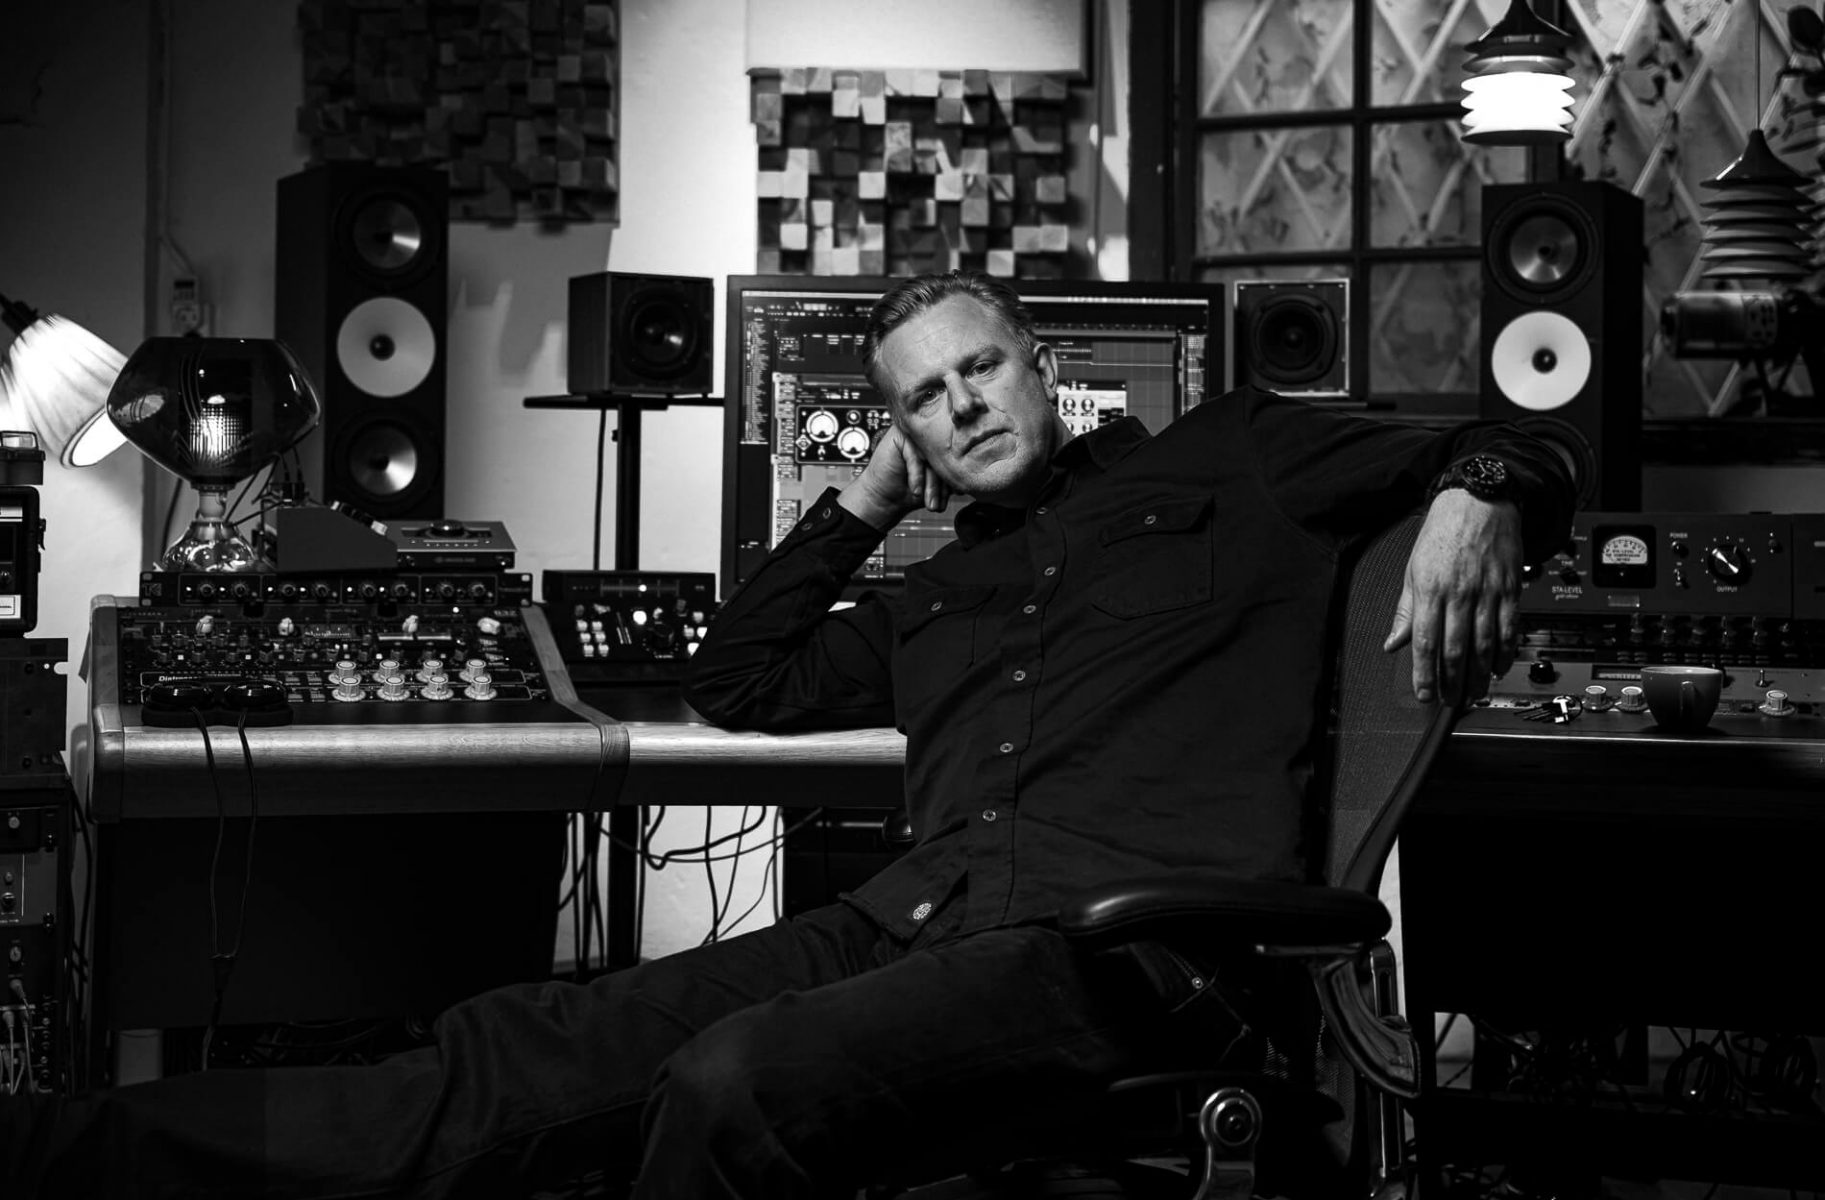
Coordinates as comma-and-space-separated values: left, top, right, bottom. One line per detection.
1316, 514, 1461, 896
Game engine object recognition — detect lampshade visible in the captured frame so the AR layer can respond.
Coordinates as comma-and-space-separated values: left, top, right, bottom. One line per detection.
106, 336, 321, 571
1460, 0, 1577, 146
0, 291, 130, 468
1697, 129, 1817, 282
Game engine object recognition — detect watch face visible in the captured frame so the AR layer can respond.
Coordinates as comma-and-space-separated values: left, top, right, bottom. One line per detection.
1464, 456, 1508, 489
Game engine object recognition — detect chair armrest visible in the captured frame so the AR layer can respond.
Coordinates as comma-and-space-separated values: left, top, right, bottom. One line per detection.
1057, 873, 1391, 954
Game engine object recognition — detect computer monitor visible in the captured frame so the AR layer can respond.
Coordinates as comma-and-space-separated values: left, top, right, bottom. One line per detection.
720, 275, 1227, 597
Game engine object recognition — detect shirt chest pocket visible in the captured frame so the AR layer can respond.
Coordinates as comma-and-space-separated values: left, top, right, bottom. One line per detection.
895, 585, 997, 706
1090, 496, 1215, 619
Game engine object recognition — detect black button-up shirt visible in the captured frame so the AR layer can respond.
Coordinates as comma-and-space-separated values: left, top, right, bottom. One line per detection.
685, 388, 1573, 940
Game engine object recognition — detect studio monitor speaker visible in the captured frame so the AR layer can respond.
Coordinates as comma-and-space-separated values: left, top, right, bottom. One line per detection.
276, 163, 448, 520
1480, 180, 1643, 510
1233, 279, 1349, 399
567, 272, 715, 396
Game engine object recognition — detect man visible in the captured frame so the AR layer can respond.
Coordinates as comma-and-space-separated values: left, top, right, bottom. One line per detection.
6, 270, 1572, 1199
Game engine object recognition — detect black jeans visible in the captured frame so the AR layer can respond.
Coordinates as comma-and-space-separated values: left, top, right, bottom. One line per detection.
14, 902, 1250, 1200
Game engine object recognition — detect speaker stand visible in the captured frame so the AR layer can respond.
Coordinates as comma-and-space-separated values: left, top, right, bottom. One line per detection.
523, 393, 720, 569
522, 391, 720, 972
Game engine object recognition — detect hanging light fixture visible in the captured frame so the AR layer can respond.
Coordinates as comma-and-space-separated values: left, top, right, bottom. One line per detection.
1697, 129, 1816, 282
1460, 0, 1577, 146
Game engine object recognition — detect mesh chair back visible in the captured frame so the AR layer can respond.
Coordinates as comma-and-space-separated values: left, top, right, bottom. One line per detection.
1318, 514, 1459, 896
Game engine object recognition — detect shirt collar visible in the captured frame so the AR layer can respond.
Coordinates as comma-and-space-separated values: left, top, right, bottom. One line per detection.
951, 417, 1152, 548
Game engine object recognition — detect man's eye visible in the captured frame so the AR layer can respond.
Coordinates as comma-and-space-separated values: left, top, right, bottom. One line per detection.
969, 360, 996, 376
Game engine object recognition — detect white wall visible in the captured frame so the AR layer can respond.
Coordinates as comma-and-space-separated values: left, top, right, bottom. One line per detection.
0, 0, 150, 750
747, 0, 1086, 70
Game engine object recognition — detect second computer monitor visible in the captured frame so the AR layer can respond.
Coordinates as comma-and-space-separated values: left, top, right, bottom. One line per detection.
722, 276, 1227, 597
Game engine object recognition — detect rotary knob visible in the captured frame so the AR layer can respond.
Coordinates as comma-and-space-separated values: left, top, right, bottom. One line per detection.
417, 657, 446, 682
1616, 685, 1647, 713
459, 657, 489, 683
376, 673, 411, 701
332, 680, 366, 702
463, 671, 496, 701
1760, 689, 1795, 717
421, 679, 454, 701
1704, 539, 1753, 583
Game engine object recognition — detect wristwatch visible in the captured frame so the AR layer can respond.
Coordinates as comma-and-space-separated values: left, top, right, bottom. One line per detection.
1427, 454, 1516, 504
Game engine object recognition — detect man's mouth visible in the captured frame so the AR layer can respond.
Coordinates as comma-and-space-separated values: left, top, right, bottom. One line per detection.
961, 430, 1006, 455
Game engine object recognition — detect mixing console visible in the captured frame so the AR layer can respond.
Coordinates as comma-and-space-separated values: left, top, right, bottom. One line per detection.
99, 570, 570, 725
1494, 512, 1825, 714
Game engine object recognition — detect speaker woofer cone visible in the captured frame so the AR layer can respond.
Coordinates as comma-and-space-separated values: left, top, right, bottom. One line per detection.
1248, 293, 1340, 386
1506, 212, 1581, 289
1488, 194, 1598, 305
347, 422, 422, 498
349, 196, 429, 276
619, 292, 702, 380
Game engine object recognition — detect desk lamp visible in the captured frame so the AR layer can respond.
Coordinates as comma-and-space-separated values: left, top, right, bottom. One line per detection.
106, 337, 321, 572
0, 291, 130, 467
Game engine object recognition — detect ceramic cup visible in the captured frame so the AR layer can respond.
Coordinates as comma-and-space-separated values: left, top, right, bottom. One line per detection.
1640, 665, 1724, 733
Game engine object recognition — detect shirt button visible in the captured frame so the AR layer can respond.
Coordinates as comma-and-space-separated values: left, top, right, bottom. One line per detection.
1043, 566, 1057, 577
1011, 669, 1027, 682
1022, 604, 1037, 615
930, 600, 944, 612
982, 809, 998, 821
1036, 506, 1048, 515
1144, 513, 1158, 526
998, 741, 1014, 754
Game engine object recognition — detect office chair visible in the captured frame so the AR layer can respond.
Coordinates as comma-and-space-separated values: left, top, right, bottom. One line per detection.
887, 512, 1459, 1200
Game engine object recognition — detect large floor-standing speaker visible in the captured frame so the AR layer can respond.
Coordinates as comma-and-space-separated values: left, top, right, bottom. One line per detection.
1480, 180, 1643, 510
276, 164, 448, 520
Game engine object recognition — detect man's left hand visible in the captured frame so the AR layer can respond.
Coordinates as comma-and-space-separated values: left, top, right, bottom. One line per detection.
1382, 490, 1524, 705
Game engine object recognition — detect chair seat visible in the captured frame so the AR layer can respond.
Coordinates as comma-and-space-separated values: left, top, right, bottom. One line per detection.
1058, 871, 1391, 953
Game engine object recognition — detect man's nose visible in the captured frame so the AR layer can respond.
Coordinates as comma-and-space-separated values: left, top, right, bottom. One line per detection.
947, 377, 987, 419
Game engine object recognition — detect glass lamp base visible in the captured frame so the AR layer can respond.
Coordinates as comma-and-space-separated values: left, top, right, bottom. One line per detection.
161, 520, 272, 573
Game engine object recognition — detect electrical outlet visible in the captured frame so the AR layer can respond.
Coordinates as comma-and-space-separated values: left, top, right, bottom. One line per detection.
170, 277, 209, 335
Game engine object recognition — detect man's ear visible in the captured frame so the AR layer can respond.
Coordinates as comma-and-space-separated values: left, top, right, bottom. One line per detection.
1034, 342, 1058, 396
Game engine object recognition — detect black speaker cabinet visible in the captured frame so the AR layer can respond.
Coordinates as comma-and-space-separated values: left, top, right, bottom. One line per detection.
1480, 180, 1643, 511
568, 272, 715, 396
1233, 279, 1349, 398
276, 163, 448, 520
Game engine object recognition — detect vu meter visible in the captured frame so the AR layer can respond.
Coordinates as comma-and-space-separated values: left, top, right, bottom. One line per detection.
1591, 524, 1655, 590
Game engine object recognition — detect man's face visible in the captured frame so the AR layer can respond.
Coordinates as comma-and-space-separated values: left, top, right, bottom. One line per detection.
875, 294, 1064, 506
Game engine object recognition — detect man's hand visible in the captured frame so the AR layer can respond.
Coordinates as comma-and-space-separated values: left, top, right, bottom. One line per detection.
837, 426, 950, 530
1382, 490, 1524, 705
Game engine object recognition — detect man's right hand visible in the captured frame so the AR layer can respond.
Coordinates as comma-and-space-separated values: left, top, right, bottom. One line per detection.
838, 426, 950, 531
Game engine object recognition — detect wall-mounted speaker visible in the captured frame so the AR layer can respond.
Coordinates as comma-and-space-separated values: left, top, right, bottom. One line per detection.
568, 272, 715, 396
1480, 180, 1643, 511
1233, 279, 1349, 399
276, 163, 448, 520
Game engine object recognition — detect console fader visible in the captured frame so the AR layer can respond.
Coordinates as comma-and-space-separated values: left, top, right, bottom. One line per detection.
1494, 512, 1825, 718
